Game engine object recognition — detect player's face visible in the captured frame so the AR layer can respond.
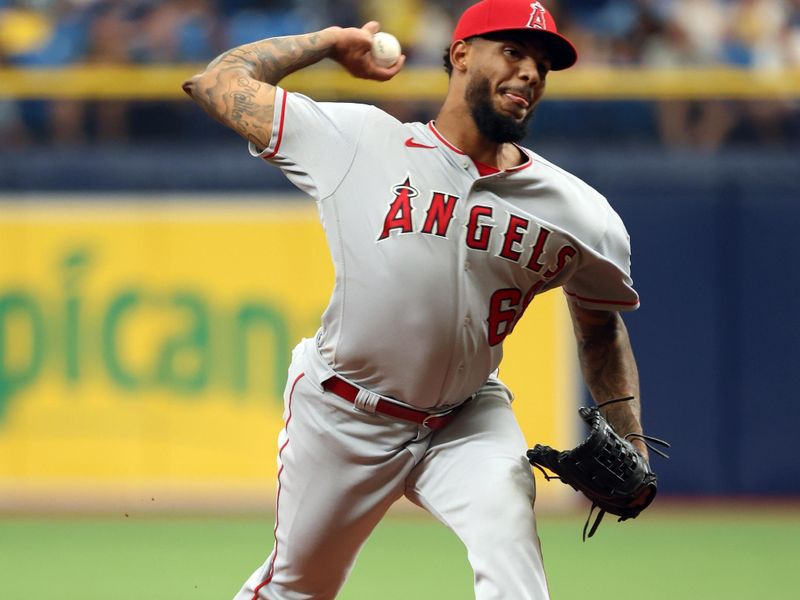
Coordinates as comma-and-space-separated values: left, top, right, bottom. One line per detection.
464, 35, 551, 143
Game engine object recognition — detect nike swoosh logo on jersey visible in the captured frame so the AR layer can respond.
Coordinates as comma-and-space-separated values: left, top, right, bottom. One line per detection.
405, 137, 437, 149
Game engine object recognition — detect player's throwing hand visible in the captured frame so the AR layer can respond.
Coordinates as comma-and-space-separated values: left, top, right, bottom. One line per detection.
328, 21, 406, 81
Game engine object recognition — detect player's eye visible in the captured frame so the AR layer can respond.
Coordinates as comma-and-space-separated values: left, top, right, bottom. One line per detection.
503, 47, 521, 59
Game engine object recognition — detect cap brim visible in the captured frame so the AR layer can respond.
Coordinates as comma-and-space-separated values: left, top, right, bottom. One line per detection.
535, 31, 577, 71
468, 28, 578, 71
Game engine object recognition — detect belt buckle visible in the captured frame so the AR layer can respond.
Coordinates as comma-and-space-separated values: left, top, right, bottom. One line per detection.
422, 407, 454, 429
422, 414, 436, 429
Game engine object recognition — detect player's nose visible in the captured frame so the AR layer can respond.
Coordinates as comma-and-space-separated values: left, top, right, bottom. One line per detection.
517, 56, 543, 86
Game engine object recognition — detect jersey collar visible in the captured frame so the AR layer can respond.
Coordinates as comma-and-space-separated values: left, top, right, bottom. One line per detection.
426, 121, 533, 175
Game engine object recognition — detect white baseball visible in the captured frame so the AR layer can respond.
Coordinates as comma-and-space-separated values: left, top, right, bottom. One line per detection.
371, 32, 402, 68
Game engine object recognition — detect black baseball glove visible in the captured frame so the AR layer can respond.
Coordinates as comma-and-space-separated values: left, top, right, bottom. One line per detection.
527, 406, 670, 540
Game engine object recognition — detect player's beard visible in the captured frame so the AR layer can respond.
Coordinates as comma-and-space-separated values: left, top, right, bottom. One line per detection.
465, 74, 535, 144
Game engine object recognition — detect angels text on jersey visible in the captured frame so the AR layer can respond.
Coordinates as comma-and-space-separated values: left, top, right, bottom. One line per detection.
377, 175, 577, 346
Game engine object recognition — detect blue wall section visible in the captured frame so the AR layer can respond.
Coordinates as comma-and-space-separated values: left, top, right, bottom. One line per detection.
556, 150, 799, 495
737, 180, 800, 492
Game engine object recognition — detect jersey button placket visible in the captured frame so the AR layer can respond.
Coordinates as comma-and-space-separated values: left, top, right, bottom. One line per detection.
443, 185, 472, 397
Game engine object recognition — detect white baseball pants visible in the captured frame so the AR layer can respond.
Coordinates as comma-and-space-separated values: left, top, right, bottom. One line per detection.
233, 339, 549, 600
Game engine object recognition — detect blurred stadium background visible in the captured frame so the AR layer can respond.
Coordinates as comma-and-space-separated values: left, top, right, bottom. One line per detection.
1, 1, 799, 598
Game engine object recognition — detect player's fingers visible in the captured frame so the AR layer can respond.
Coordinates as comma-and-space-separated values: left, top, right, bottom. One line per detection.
362, 21, 380, 34
370, 54, 406, 81
387, 54, 407, 75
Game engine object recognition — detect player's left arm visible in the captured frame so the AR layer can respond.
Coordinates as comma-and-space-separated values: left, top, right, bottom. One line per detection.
566, 297, 648, 461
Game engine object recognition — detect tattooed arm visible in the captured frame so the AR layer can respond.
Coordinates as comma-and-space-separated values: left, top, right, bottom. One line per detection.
567, 298, 649, 460
182, 21, 406, 148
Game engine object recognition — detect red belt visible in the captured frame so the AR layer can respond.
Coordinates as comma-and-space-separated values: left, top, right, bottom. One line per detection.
322, 376, 460, 430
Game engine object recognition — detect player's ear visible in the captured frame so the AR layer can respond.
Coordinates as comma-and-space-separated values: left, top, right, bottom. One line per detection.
450, 40, 470, 73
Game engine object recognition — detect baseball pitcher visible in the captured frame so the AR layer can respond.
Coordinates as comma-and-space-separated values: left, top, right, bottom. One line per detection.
183, 0, 660, 598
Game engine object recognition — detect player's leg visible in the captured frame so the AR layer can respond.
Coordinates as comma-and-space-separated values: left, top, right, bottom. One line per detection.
234, 361, 422, 600
405, 378, 549, 600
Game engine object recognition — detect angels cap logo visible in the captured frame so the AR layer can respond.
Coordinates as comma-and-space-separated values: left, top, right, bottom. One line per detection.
526, 1, 547, 30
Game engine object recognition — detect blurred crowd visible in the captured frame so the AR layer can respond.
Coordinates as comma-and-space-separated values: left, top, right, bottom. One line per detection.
1, 0, 799, 150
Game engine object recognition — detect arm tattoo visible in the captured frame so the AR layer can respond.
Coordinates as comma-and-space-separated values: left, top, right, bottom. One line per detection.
207, 32, 328, 85
572, 310, 643, 437
231, 92, 258, 122
184, 31, 332, 147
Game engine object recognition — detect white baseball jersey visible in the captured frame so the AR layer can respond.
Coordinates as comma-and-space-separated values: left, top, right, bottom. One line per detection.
250, 87, 638, 410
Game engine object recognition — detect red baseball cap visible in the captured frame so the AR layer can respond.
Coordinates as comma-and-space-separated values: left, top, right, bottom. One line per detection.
452, 0, 578, 70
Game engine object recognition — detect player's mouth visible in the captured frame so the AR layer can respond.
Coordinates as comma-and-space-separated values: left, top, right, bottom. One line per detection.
499, 87, 531, 109
503, 92, 530, 108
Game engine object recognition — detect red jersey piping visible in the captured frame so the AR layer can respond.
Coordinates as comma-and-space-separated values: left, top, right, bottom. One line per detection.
427, 121, 533, 172
262, 88, 288, 160
505, 145, 533, 172
427, 121, 466, 155
564, 290, 640, 307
